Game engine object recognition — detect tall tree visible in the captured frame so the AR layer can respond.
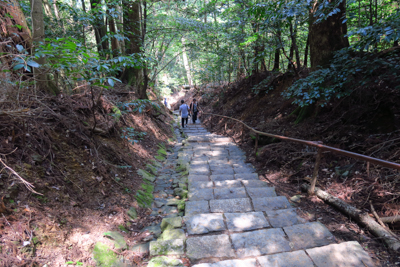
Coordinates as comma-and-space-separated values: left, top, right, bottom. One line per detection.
309, 0, 349, 70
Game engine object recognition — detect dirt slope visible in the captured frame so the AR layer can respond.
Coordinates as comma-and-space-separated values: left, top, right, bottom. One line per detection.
0, 85, 174, 266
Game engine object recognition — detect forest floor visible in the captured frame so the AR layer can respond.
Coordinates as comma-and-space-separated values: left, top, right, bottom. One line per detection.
183, 70, 400, 266
0, 84, 176, 266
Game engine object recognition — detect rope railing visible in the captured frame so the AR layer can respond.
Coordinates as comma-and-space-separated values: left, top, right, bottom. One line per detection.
203, 112, 400, 194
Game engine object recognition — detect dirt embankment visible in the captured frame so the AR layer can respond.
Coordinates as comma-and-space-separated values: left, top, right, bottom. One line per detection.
193, 69, 400, 265
0, 85, 174, 266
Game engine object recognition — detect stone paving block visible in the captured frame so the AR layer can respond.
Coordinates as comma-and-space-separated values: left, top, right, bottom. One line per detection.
234, 173, 259, 180
225, 212, 270, 232
212, 137, 232, 143
210, 174, 235, 181
186, 234, 235, 261
209, 162, 231, 167
184, 213, 226, 235
253, 196, 291, 211
284, 222, 335, 250
211, 156, 230, 161
185, 201, 210, 216
189, 188, 214, 201
190, 169, 210, 176
241, 180, 270, 188
188, 175, 210, 183
149, 239, 184, 256
231, 228, 291, 258
212, 168, 235, 175
214, 188, 247, 199
190, 164, 210, 171
246, 187, 277, 198
192, 156, 210, 162
257, 250, 314, 267
266, 208, 307, 228
233, 167, 256, 174
306, 241, 375, 267
214, 180, 243, 188
189, 181, 214, 190
210, 198, 253, 213
191, 161, 209, 165
192, 259, 258, 267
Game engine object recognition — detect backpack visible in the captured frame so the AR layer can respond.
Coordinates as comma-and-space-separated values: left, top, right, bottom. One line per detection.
190, 102, 198, 112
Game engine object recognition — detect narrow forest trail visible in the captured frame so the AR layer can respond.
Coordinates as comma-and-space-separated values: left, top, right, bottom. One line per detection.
147, 113, 376, 266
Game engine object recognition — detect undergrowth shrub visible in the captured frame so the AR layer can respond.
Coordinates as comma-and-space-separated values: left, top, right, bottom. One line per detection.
283, 48, 400, 107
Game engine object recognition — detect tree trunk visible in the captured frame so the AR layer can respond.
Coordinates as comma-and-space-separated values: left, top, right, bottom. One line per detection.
90, 0, 108, 54
181, 38, 192, 86
108, 5, 120, 56
309, 0, 349, 70
273, 29, 281, 71
302, 184, 400, 252
304, 33, 309, 67
31, 0, 48, 92
0, 0, 32, 68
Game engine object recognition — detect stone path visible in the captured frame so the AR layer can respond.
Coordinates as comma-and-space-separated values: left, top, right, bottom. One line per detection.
149, 115, 375, 267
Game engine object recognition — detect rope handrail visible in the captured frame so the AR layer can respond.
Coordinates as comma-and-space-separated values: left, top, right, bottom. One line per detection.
203, 112, 400, 193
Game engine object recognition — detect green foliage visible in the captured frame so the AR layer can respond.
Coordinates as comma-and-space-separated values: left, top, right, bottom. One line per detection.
157, 148, 168, 157
155, 155, 166, 161
121, 127, 147, 144
283, 48, 400, 107
135, 181, 154, 208
115, 99, 160, 116
252, 76, 273, 95
146, 163, 158, 175
137, 169, 155, 182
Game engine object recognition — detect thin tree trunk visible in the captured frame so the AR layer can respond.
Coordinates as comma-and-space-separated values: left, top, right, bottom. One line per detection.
273, 29, 281, 71
108, 5, 120, 56
181, 37, 192, 86
31, 0, 48, 92
304, 33, 309, 67
90, 0, 108, 54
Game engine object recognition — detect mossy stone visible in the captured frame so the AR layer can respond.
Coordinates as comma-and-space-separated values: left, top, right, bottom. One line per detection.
149, 239, 185, 256
147, 256, 184, 267
127, 207, 138, 220
103, 231, 127, 250
158, 229, 186, 241
161, 217, 182, 231
93, 242, 118, 266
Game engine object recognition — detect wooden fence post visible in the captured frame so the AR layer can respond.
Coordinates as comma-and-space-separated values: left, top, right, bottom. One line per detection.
241, 124, 244, 143
225, 122, 227, 134
254, 133, 259, 154
309, 148, 323, 195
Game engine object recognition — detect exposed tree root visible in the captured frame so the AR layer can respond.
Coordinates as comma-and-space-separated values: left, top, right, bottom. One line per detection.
301, 183, 400, 252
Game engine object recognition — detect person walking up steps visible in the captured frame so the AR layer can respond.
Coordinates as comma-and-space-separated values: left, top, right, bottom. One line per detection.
179, 100, 190, 128
190, 98, 202, 124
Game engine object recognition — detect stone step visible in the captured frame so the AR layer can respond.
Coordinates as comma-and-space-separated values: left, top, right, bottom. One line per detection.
191, 241, 374, 266
177, 119, 375, 267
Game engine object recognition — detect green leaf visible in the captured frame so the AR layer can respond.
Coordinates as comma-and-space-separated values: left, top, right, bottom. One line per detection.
13, 64, 24, 70
27, 60, 40, 68
108, 78, 114, 87
16, 44, 24, 52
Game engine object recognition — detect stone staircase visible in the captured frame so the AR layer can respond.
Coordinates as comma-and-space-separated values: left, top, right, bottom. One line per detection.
147, 115, 375, 267
180, 122, 374, 267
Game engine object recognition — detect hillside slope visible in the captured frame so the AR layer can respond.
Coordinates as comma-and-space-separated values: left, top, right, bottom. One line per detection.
189, 68, 400, 264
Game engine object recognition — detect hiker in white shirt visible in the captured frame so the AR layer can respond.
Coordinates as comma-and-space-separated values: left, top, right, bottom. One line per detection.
179, 100, 190, 128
